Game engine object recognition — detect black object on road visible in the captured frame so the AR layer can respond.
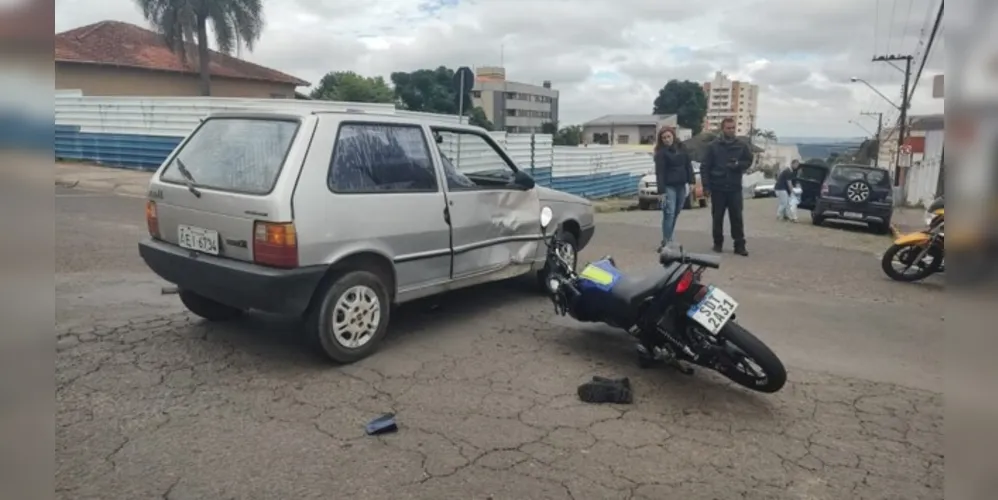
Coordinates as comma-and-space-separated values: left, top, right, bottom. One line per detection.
365, 413, 398, 436
577, 376, 633, 404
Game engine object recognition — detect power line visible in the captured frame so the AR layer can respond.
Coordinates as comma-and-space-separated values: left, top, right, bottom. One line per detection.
907, 0, 944, 102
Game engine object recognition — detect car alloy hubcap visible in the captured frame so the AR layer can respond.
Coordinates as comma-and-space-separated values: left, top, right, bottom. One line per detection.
846, 182, 870, 202
330, 285, 381, 349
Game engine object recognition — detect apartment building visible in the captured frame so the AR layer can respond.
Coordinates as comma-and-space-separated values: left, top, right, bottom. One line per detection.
470, 66, 559, 134
702, 71, 759, 137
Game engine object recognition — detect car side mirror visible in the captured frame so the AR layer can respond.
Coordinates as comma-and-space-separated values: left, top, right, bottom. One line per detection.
512, 170, 535, 190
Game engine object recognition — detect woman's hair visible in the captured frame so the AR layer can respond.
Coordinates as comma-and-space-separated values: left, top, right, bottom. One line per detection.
655, 126, 678, 152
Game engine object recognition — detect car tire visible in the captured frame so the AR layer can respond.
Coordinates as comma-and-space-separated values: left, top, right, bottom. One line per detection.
537, 229, 579, 290
811, 212, 824, 226
872, 221, 892, 235
698, 199, 707, 208
306, 270, 391, 364
179, 290, 243, 321
638, 200, 649, 210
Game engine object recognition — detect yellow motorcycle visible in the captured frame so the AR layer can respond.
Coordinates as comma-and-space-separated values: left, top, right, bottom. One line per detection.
881, 199, 944, 282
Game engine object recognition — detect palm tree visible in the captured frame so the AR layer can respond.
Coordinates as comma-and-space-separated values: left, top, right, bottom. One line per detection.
135, 0, 265, 96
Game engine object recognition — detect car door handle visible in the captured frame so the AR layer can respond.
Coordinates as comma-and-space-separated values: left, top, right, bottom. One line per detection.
443, 206, 451, 224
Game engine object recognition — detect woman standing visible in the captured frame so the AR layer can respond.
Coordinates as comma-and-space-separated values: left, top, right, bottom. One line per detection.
654, 127, 695, 249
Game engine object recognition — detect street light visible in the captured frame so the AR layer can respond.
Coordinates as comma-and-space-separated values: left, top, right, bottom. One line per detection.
850, 77, 902, 111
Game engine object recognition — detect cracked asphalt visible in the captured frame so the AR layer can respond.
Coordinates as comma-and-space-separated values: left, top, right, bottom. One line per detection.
56, 188, 943, 500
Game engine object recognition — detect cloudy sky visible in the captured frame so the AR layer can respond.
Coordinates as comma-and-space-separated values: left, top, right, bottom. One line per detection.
54, 0, 946, 139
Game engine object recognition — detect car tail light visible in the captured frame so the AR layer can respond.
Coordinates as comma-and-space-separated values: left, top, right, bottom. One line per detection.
253, 221, 298, 268
145, 200, 160, 238
675, 269, 694, 294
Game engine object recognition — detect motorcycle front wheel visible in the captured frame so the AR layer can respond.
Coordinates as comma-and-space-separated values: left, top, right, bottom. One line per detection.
881, 242, 942, 282
715, 321, 787, 394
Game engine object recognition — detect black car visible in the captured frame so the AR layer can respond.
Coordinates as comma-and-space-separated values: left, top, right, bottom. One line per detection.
794, 163, 894, 234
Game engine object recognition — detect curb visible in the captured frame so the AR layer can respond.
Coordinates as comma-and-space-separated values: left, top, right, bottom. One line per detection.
55, 177, 149, 197
593, 202, 639, 214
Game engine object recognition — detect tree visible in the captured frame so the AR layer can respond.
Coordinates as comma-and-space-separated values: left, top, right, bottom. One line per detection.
652, 80, 708, 135
540, 122, 558, 135
467, 107, 493, 130
554, 125, 583, 146
310, 71, 394, 103
390, 66, 463, 114
136, 0, 265, 96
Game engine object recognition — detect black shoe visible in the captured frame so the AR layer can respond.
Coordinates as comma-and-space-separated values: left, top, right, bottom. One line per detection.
711, 244, 723, 253
577, 380, 633, 404
734, 246, 749, 256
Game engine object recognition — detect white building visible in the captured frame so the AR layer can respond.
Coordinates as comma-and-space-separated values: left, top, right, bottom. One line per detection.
470, 66, 559, 134
580, 114, 690, 146
701, 71, 759, 137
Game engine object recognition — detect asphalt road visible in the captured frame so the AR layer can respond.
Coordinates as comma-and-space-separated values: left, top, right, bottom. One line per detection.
56, 187, 943, 500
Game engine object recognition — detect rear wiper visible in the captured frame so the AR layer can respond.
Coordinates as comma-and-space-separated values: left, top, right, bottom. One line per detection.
174, 158, 202, 198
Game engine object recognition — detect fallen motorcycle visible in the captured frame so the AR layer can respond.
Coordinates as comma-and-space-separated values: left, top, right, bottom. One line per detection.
538, 207, 787, 394
882, 207, 944, 282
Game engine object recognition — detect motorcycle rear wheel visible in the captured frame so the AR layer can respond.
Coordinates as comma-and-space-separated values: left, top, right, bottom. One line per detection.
881, 243, 942, 282
716, 322, 787, 393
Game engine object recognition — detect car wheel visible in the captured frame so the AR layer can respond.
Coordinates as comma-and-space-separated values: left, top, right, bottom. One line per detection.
811, 213, 824, 226
637, 200, 649, 210
179, 290, 243, 321
537, 229, 579, 290
306, 270, 391, 364
871, 221, 892, 235
698, 199, 707, 208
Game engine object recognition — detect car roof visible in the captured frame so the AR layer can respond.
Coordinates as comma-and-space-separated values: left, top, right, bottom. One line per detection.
206, 108, 475, 131
831, 163, 881, 170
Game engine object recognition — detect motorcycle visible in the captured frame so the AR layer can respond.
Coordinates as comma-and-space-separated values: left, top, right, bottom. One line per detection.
538, 207, 787, 394
882, 201, 944, 282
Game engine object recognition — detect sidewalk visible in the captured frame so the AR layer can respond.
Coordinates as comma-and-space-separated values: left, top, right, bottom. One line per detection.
55, 161, 152, 198
55, 161, 638, 212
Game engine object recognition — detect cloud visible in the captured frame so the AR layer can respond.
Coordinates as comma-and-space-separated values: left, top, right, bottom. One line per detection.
54, 0, 946, 138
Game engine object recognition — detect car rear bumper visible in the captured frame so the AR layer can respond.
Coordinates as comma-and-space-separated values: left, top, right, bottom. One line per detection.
138, 238, 326, 316
754, 189, 775, 197
815, 201, 893, 223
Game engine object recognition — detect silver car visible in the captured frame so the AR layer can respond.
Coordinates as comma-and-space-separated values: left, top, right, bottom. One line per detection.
139, 109, 595, 363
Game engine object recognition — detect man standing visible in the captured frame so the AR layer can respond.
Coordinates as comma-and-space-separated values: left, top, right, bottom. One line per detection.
701, 117, 755, 256
775, 160, 800, 221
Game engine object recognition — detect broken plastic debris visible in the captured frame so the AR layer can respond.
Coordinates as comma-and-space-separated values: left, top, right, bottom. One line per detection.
365, 413, 398, 436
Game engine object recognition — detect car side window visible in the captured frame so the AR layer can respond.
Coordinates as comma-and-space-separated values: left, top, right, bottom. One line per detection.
328, 123, 438, 193
431, 129, 517, 190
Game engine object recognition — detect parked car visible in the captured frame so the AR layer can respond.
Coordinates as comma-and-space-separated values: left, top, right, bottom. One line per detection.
795, 162, 893, 233
636, 163, 707, 210
138, 110, 595, 363
752, 182, 776, 198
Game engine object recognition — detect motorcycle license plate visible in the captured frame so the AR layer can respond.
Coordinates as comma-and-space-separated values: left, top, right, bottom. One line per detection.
687, 286, 739, 335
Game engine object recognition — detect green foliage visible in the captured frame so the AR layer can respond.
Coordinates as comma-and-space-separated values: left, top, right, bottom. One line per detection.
554, 125, 583, 146
467, 107, 493, 130
750, 127, 778, 143
390, 66, 467, 114
652, 80, 708, 135
540, 122, 558, 135
310, 71, 394, 103
135, 0, 265, 96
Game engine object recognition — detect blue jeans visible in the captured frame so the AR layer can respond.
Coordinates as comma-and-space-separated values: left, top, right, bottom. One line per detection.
776, 190, 790, 219
660, 185, 686, 245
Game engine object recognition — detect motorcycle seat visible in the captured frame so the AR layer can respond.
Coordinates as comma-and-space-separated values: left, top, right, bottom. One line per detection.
659, 247, 721, 269
609, 265, 677, 308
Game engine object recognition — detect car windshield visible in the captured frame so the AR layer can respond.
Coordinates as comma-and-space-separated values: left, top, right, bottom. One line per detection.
830, 165, 890, 187
161, 118, 299, 194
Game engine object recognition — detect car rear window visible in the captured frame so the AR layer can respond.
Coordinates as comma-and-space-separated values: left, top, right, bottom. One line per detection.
796, 165, 826, 182
160, 118, 299, 194
830, 165, 890, 187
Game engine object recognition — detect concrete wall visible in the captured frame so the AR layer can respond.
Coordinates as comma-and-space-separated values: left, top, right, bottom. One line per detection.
55, 62, 299, 98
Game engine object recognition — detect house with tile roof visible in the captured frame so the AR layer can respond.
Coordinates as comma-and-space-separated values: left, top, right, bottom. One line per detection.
581, 114, 688, 146
55, 21, 309, 98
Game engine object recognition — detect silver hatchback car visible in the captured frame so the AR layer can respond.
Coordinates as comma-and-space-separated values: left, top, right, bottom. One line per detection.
139, 109, 595, 363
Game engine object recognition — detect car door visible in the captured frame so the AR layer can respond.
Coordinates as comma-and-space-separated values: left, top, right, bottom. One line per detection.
794, 163, 829, 210
428, 127, 542, 280
300, 118, 452, 294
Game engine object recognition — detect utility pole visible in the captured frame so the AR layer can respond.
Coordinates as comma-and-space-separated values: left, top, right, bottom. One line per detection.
860, 111, 883, 168
872, 54, 913, 186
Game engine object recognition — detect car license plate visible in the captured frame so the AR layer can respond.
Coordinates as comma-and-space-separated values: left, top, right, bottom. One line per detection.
178, 225, 220, 255
843, 211, 864, 219
687, 286, 739, 335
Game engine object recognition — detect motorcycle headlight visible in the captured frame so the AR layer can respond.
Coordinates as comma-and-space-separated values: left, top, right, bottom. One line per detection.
547, 278, 560, 293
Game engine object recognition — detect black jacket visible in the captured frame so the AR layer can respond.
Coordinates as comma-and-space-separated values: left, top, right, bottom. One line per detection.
701, 137, 754, 192
654, 144, 694, 187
